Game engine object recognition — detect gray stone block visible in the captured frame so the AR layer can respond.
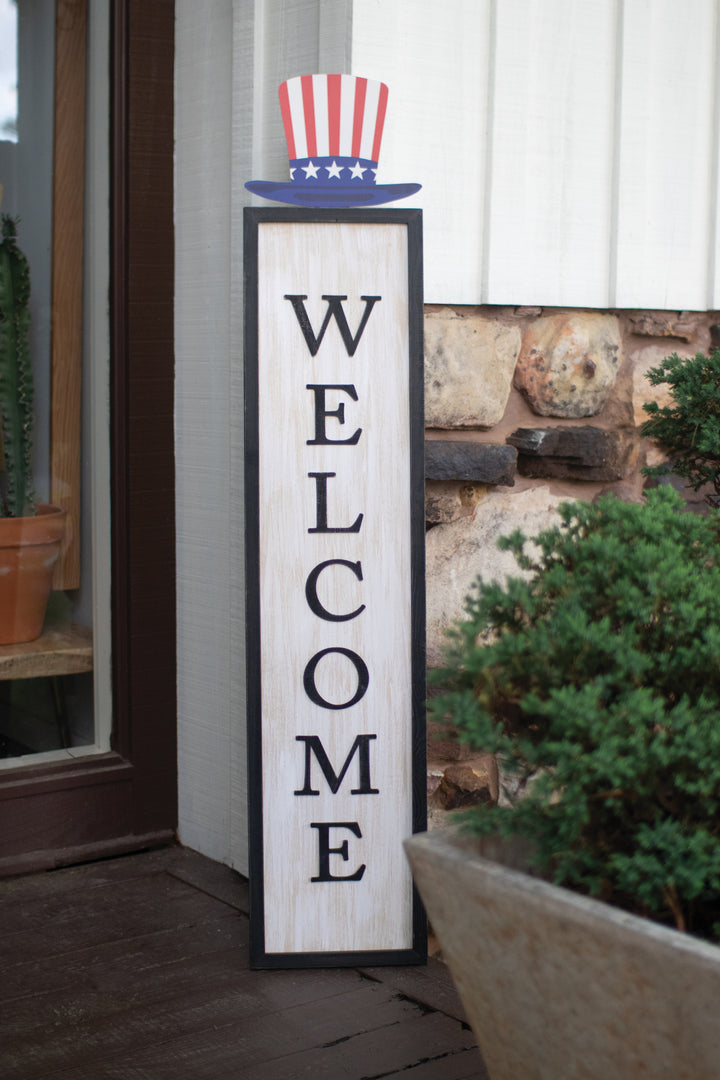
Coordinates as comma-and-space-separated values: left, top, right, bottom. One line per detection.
507, 426, 637, 481
425, 440, 517, 485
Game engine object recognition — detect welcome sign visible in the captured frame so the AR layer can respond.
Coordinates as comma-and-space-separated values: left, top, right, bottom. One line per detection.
244, 207, 426, 968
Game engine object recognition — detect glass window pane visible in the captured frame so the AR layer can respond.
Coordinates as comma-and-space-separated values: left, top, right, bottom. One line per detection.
0, 0, 110, 764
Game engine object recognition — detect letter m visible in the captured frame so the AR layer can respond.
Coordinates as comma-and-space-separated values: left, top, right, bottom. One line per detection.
294, 734, 379, 795
284, 294, 381, 357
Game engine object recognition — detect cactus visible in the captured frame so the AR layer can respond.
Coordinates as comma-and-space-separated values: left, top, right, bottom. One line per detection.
0, 214, 35, 517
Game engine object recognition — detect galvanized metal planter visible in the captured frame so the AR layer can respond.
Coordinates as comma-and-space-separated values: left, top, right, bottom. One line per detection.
405, 830, 720, 1080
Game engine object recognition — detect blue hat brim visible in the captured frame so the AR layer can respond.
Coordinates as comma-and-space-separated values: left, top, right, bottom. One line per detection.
244, 180, 421, 208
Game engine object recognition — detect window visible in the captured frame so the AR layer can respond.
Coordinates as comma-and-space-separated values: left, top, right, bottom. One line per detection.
0, 0, 111, 766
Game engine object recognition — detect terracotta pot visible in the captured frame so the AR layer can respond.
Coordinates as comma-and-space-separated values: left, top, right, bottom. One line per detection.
0, 504, 66, 646
405, 830, 720, 1080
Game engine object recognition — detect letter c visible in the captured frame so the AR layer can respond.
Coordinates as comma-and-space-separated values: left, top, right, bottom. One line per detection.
305, 559, 366, 622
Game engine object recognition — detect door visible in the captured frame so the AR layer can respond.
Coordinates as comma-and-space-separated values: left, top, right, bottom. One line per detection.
0, 0, 176, 872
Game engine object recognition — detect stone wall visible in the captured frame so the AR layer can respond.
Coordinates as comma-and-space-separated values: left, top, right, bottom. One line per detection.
424, 304, 719, 819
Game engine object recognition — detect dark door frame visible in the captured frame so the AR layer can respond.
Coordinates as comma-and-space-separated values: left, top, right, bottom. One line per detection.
0, 0, 177, 874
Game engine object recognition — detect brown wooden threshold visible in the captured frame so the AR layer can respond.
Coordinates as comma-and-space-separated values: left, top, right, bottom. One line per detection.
0, 828, 175, 877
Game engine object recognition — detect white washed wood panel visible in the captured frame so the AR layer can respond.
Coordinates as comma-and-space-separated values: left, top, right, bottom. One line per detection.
257, 223, 413, 953
486, 0, 618, 307
351, 0, 491, 304
615, 0, 718, 309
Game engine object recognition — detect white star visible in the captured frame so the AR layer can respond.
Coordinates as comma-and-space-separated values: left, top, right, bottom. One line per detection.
289, 167, 296, 179
325, 160, 343, 180
302, 160, 320, 179
349, 161, 365, 180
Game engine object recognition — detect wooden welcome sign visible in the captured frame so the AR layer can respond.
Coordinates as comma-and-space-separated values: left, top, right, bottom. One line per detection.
244, 207, 426, 968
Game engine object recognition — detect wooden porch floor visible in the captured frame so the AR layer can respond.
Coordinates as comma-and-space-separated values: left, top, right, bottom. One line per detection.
1, 844, 488, 1079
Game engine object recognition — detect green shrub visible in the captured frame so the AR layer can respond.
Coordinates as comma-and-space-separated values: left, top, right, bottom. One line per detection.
430, 487, 720, 941
640, 349, 720, 505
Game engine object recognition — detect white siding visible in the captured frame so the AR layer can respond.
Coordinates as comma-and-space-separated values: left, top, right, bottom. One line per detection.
351, 0, 491, 303
486, 0, 619, 306
175, 0, 237, 868
352, 0, 720, 309
615, 0, 719, 309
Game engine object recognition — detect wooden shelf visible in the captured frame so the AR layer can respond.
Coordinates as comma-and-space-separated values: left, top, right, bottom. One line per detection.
0, 625, 93, 681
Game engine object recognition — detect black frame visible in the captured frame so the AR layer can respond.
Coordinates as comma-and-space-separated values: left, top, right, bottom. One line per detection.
244, 207, 427, 969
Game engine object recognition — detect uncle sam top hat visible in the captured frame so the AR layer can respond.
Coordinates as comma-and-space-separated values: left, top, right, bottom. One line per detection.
245, 74, 421, 207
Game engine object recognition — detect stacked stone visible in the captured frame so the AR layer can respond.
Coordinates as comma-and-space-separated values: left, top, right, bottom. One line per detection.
424, 304, 718, 812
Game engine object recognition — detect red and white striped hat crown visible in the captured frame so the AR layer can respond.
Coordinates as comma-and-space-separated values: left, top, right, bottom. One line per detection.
245, 74, 421, 207
279, 74, 388, 167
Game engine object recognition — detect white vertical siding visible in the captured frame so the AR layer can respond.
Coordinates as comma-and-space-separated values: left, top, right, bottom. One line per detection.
486, 0, 619, 306
351, 0, 491, 303
615, 0, 719, 309
712, 8, 720, 310
351, 0, 720, 309
175, 0, 236, 867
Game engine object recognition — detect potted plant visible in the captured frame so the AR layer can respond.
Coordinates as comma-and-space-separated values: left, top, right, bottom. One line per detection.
640, 347, 720, 507
406, 485, 720, 1079
0, 214, 65, 645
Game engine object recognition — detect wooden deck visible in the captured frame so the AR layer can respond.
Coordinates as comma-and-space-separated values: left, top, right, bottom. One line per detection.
1, 844, 488, 1079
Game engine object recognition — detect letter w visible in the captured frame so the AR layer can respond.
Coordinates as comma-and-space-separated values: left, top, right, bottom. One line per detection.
294, 734, 379, 795
284, 294, 381, 357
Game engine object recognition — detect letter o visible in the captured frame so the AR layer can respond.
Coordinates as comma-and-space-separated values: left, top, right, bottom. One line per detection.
303, 647, 369, 710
